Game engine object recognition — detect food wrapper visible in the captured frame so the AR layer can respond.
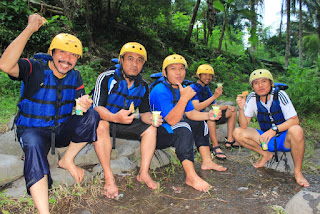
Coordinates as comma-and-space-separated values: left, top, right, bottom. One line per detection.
242, 91, 248, 99
129, 102, 135, 113
42, 17, 48, 25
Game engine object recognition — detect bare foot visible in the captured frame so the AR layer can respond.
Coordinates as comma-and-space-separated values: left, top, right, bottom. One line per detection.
185, 175, 212, 192
104, 181, 119, 199
137, 173, 159, 190
201, 160, 227, 172
294, 172, 310, 187
253, 152, 273, 168
58, 159, 84, 183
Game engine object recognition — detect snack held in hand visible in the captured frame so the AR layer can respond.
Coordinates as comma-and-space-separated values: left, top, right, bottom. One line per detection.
242, 91, 248, 99
129, 102, 135, 113
42, 17, 48, 25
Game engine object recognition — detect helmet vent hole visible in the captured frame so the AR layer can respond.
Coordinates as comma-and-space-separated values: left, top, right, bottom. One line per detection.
132, 46, 135, 48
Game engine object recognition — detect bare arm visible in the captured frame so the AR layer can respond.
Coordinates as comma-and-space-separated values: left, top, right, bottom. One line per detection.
236, 94, 251, 128
261, 116, 300, 143
94, 106, 135, 124
0, 13, 44, 78
192, 86, 222, 111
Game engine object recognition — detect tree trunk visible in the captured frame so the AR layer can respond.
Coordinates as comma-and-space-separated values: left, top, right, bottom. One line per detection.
299, 0, 303, 67
285, 0, 291, 67
184, 0, 201, 47
279, 0, 284, 43
217, 15, 226, 53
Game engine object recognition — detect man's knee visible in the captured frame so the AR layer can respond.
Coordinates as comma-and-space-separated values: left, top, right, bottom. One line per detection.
97, 120, 110, 135
233, 127, 245, 140
287, 125, 304, 139
141, 125, 157, 138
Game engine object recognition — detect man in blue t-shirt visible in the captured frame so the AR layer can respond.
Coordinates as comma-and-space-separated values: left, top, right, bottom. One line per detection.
150, 54, 227, 192
190, 64, 238, 160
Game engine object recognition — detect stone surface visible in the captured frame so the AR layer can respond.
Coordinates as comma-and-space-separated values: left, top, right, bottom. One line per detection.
74, 143, 100, 166
0, 130, 23, 157
285, 190, 320, 214
264, 151, 294, 174
0, 154, 24, 186
5, 177, 27, 199
51, 168, 92, 186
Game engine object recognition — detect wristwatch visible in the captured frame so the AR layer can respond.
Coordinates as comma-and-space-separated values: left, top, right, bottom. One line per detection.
272, 126, 279, 134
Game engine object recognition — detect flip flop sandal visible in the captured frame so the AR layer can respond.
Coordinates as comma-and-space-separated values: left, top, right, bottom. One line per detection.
210, 146, 227, 160
225, 139, 240, 149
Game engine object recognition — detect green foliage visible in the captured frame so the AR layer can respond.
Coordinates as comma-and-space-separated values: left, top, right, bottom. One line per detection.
302, 34, 319, 64
279, 64, 320, 115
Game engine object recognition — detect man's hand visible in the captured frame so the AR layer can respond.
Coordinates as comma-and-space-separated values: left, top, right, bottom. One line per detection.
151, 114, 163, 127
113, 109, 135, 124
260, 129, 276, 144
236, 94, 246, 110
208, 109, 222, 121
27, 13, 46, 33
78, 95, 93, 113
213, 86, 223, 98
178, 83, 196, 102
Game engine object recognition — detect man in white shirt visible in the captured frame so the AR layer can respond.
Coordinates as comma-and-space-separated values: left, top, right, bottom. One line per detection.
233, 69, 309, 187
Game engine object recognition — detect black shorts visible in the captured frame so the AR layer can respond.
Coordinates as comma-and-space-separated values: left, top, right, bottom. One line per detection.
216, 109, 228, 125
109, 119, 150, 140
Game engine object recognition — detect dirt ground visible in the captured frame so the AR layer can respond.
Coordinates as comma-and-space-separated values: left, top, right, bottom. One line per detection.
40, 147, 319, 214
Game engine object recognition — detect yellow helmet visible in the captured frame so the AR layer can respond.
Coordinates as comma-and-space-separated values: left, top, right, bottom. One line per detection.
48, 33, 82, 58
196, 64, 214, 77
162, 54, 188, 75
249, 69, 274, 86
119, 42, 147, 61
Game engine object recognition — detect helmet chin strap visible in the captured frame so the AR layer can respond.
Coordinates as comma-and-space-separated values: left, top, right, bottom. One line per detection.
122, 69, 137, 82
260, 87, 272, 104
164, 70, 179, 87
199, 79, 207, 86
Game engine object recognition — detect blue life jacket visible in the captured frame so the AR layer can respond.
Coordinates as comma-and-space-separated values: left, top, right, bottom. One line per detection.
189, 82, 212, 102
105, 68, 147, 114
149, 72, 194, 104
256, 87, 286, 132
15, 54, 77, 128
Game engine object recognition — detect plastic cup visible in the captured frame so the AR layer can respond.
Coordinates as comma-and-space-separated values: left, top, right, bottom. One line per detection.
217, 83, 223, 87
261, 140, 268, 151
211, 106, 220, 118
75, 99, 83, 116
152, 111, 161, 126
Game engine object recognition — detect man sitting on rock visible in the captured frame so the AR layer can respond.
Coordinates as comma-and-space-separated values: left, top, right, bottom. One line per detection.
233, 69, 309, 187
149, 54, 227, 192
92, 42, 162, 198
0, 14, 112, 213
190, 64, 238, 160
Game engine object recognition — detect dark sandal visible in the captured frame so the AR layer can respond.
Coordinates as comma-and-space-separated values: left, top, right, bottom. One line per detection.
210, 146, 227, 160
225, 139, 240, 149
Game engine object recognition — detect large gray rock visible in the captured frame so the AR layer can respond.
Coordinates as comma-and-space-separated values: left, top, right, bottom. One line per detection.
285, 190, 320, 214
5, 177, 27, 199
73, 143, 100, 166
0, 154, 24, 186
51, 168, 92, 186
92, 156, 137, 177
132, 148, 177, 170
0, 130, 23, 157
264, 152, 294, 174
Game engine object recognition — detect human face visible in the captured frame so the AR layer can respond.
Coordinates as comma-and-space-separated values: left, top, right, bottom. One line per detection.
198, 73, 213, 85
120, 52, 145, 77
165, 63, 186, 88
252, 78, 272, 96
51, 49, 78, 78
